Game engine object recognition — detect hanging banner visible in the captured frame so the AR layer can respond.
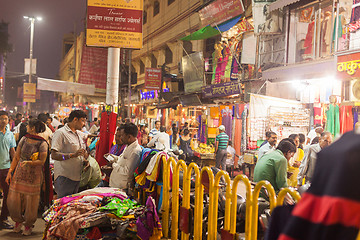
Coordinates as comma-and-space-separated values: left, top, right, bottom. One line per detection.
86, 0, 143, 49
199, 0, 244, 27
23, 83, 36, 103
145, 68, 162, 90
337, 52, 360, 80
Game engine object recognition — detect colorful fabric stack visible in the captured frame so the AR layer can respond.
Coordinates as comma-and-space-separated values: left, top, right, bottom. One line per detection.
43, 187, 162, 240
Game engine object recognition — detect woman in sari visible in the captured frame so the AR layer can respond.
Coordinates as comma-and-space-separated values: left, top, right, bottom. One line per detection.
287, 134, 304, 187
6, 119, 48, 236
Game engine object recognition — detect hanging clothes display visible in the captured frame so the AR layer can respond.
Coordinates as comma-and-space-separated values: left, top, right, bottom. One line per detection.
220, 105, 233, 139
241, 106, 248, 153
325, 104, 340, 137
95, 111, 118, 167
213, 43, 224, 84
303, 21, 315, 59
340, 105, 354, 134
234, 118, 242, 166
197, 115, 206, 143
230, 39, 241, 81
313, 107, 322, 125
353, 107, 359, 128
210, 107, 220, 119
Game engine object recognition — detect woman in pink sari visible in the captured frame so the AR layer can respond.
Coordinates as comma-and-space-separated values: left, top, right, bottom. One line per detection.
6, 119, 48, 236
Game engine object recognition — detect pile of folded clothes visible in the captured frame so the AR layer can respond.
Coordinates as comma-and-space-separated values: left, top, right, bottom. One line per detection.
43, 187, 162, 240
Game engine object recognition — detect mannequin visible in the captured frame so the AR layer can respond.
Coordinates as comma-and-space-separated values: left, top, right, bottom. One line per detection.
326, 95, 340, 137
303, 15, 315, 60
321, 11, 332, 55
212, 42, 223, 84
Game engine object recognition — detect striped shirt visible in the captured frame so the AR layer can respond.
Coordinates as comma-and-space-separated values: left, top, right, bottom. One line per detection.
216, 132, 229, 150
149, 128, 159, 138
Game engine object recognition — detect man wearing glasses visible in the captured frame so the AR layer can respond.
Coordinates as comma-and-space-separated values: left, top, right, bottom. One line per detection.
297, 131, 332, 187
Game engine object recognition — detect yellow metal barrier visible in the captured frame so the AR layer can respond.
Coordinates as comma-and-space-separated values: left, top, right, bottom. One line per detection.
211, 170, 231, 238
199, 167, 215, 240
251, 181, 277, 240
160, 156, 302, 240
230, 175, 252, 240
186, 163, 203, 240
277, 188, 301, 206
161, 156, 177, 238
171, 160, 187, 240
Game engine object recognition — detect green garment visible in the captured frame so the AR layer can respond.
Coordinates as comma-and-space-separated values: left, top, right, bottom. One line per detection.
326, 104, 340, 137
254, 149, 288, 197
332, 15, 343, 42
99, 198, 138, 218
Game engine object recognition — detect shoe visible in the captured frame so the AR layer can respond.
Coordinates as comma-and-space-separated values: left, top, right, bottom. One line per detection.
0, 220, 14, 229
13, 222, 22, 233
22, 226, 32, 236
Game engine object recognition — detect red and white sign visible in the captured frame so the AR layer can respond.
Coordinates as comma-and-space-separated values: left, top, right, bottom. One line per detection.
145, 68, 161, 90
199, 0, 244, 27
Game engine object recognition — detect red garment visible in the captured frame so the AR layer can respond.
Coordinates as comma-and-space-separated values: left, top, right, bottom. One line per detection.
313, 107, 322, 125
304, 22, 315, 56
95, 112, 117, 167
340, 105, 353, 134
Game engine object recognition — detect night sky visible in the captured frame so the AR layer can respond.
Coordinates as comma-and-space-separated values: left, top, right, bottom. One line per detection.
1, 0, 86, 79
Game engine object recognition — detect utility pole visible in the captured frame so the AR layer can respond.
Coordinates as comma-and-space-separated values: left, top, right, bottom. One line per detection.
127, 49, 132, 119
106, 48, 120, 111
28, 17, 35, 115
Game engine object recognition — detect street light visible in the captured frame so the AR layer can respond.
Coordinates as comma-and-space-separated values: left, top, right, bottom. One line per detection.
23, 16, 41, 115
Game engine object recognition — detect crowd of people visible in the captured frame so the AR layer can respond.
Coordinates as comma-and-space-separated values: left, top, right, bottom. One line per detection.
253, 125, 334, 199
0, 110, 234, 236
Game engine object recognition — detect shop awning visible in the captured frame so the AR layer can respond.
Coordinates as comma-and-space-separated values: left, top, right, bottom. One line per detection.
262, 58, 337, 81
37, 77, 95, 95
181, 15, 242, 41
269, 0, 301, 12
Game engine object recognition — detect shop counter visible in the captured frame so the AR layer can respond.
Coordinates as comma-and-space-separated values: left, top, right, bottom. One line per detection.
196, 153, 215, 167
242, 151, 257, 181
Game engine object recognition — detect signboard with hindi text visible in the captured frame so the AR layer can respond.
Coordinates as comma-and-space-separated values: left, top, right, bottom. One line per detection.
337, 52, 360, 80
145, 68, 162, 90
202, 81, 242, 98
199, 0, 244, 27
86, 0, 143, 49
23, 83, 36, 103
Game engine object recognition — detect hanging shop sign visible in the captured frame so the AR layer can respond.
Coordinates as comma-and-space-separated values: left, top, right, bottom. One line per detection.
182, 52, 205, 94
145, 68, 162, 90
199, 0, 244, 27
86, 0, 143, 49
202, 81, 241, 98
337, 52, 360, 79
23, 83, 36, 103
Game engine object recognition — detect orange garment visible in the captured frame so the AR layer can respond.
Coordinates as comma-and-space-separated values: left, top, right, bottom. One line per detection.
210, 107, 220, 119
340, 105, 353, 134
234, 119, 242, 166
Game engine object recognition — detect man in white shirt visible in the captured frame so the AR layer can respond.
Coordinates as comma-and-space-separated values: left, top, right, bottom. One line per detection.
109, 123, 142, 195
148, 120, 160, 141
258, 131, 277, 160
147, 126, 170, 151
306, 124, 323, 145
51, 110, 90, 198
